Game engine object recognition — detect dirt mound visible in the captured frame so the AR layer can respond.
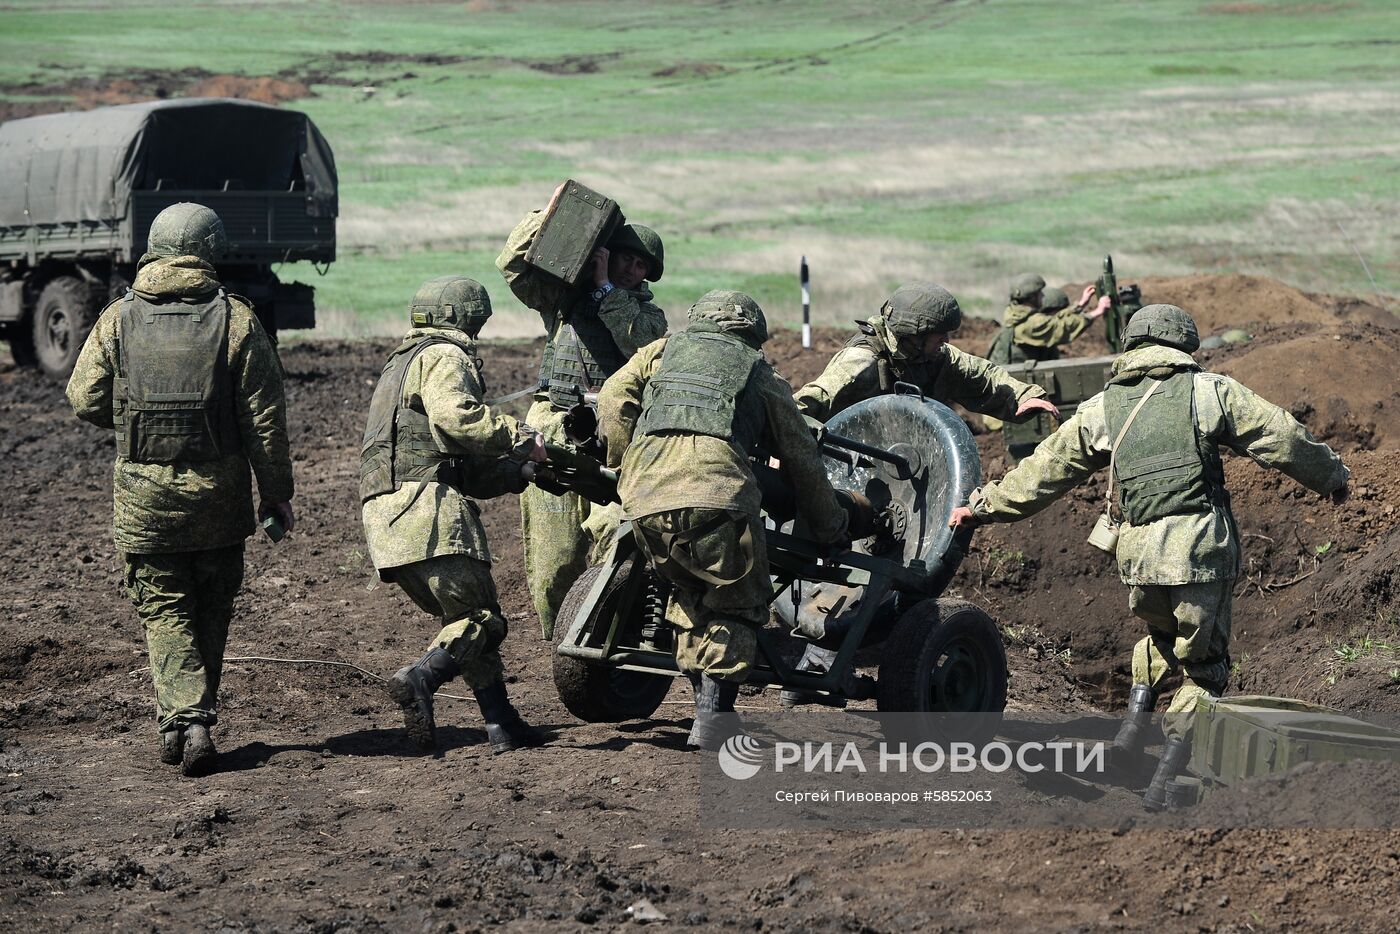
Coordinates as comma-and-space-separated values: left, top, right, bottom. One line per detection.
0, 68, 317, 122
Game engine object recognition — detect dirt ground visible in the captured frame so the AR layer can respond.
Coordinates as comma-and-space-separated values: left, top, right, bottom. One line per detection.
4, 274, 1400, 931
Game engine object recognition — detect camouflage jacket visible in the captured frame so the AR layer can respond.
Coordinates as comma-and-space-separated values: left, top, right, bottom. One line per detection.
66, 255, 293, 554
793, 315, 1049, 423
968, 345, 1350, 585
496, 209, 667, 401
999, 301, 1091, 360
361, 327, 530, 572
599, 337, 847, 544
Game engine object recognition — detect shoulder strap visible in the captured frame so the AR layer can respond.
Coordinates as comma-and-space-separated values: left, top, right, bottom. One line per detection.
1106, 377, 1165, 519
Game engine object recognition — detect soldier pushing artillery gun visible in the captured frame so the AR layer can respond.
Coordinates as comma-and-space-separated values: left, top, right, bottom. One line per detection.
528, 289, 1011, 749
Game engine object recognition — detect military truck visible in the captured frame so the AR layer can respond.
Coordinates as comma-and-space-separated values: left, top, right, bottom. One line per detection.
0, 98, 337, 378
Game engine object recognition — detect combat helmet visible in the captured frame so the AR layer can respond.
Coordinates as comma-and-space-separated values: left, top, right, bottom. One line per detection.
146, 202, 228, 265
881, 281, 962, 338
1121, 303, 1200, 354
1041, 286, 1071, 312
689, 289, 767, 347
409, 276, 493, 336
609, 224, 665, 281
1009, 273, 1046, 303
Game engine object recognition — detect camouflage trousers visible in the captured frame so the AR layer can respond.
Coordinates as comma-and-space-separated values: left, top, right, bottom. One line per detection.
634, 508, 771, 683
1129, 578, 1233, 739
123, 545, 244, 733
521, 399, 620, 640
388, 554, 509, 689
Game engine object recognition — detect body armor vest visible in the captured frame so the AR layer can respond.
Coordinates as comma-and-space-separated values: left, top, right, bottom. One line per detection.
114, 289, 241, 463
1103, 370, 1222, 526
636, 327, 766, 455
849, 325, 897, 393
540, 301, 628, 408
360, 335, 477, 503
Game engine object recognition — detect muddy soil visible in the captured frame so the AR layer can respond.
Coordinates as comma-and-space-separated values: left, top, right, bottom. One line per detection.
3, 274, 1400, 931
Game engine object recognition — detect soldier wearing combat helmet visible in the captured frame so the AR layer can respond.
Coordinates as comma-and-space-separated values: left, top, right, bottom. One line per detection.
361, 276, 548, 755
988, 272, 1111, 365
497, 187, 668, 641
794, 281, 1058, 425
598, 290, 849, 750
67, 202, 295, 777
951, 303, 1350, 810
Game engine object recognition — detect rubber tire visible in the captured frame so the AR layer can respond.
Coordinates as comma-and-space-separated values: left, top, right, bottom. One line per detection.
5, 326, 38, 368
876, 598, 1008, 715
552, 564, 673, 723
32, 276, 99, 381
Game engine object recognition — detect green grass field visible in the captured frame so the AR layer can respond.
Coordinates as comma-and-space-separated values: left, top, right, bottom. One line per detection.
2, 0, 1397, 336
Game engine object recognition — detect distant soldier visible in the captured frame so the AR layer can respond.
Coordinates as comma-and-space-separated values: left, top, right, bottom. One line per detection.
497, 189, 667, 640
950, 304, 1349, 809
987, 273, 1110, 365
361, 276, 547, 755
598, 291, 849, 750
787, 281, 1058, 705
66, 203, 295, 777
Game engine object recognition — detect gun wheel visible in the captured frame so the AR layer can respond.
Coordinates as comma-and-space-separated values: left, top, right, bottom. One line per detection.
553, 564, 674, 723
877, 598, 1007, 738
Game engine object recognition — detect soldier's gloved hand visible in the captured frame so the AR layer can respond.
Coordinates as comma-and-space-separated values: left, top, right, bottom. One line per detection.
1015, 397, 1060, 420
590, 247, 611, 288
1329, 482, 1350, 506
260, 499, 295, 534
948, 506, 979, 531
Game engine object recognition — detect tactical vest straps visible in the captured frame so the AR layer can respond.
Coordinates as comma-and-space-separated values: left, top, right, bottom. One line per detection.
1103, 370, 1222, 525
540, 300, 629, 408
636, 329, 765, 453
115, 289, 241, 463
360, 335, 470, 503
849, 323, 895, 393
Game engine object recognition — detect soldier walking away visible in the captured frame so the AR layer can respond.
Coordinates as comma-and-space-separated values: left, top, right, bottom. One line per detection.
949, 304, 1350, 809
598, 291, 849, 750
987, 273, 1111, 365
66, 203, 295, 777
361, 277, 548, 755
786, 281, 1059, 704
497, 187, 668, 640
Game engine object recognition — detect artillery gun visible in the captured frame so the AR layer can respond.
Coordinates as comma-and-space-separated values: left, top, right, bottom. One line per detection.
541, 385, 1008, 725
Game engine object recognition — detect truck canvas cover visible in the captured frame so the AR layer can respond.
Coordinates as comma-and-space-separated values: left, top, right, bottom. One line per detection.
0, 98, 337, 229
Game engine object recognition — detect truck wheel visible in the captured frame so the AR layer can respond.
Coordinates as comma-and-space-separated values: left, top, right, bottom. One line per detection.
33, 276, 98, 380
877, 598, 1007, 715
5, 326, 38, 368
553, 564, 674, 723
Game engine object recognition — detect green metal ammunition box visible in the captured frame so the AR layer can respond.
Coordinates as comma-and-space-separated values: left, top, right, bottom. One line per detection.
525, 179, 626, 286
1000, 353, 1117, 461
1190, 695, 1400, 787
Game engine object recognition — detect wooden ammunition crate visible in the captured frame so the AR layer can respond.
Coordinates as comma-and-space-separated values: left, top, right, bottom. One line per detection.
525, 180, 625, 286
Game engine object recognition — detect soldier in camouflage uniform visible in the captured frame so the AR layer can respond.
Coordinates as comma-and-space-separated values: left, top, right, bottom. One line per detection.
497, 190, 667, 640
361, 276, 548, 755
987, 273, 1110, 365
950, 304, 1350, 809
66, 203, 294, 777
598, 291, 849, 750
785, 281, 1059, 705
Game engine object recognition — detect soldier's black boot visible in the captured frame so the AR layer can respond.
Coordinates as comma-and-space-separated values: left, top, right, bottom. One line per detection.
1143, 736, 1192, 812
1111, 684, 1156, 763
387, 647, 459, 753
688, 675, 740, 752
472, 681, 543, 754
779, 645, 847, 709
181, 724, 216, 777
160, 727, 185, 766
